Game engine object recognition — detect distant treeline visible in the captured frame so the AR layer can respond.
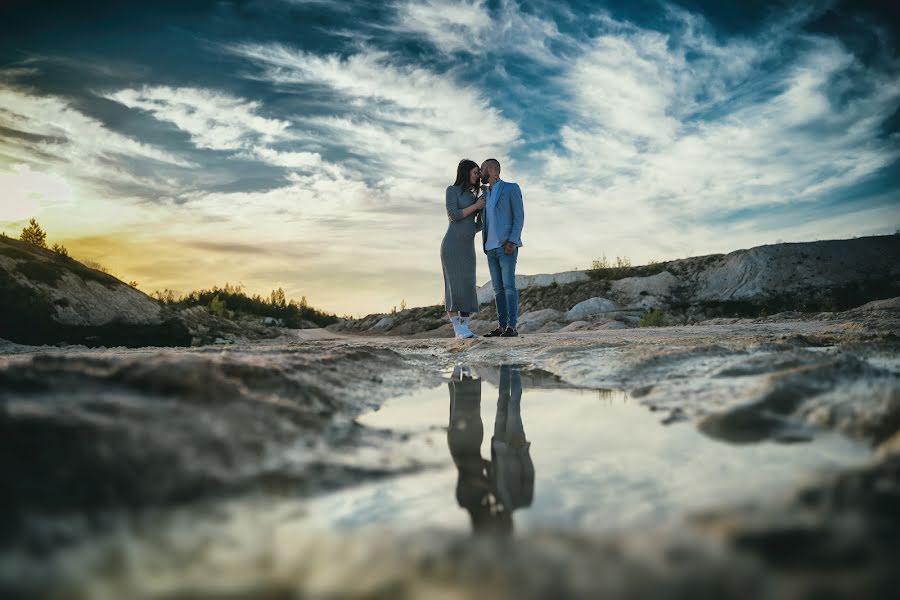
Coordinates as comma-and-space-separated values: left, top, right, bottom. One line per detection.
152, 283, 339, 328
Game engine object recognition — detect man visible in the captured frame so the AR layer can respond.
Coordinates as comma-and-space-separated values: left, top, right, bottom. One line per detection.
491, 364, 534, 517
479, 158, 524, 337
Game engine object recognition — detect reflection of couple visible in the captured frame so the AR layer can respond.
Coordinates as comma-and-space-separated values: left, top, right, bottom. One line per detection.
447, 364, 534, 533
441, 159, 525, 339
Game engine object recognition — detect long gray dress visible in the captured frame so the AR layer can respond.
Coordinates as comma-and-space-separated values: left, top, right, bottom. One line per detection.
441, 185, 481, 313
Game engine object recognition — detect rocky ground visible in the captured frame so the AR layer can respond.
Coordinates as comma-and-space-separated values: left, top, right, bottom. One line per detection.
1, 295, 898, 598
331, 234, 900, 337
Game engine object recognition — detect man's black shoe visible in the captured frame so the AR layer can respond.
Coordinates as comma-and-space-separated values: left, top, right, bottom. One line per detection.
501, 327, 519, 337
484, 327, 505, 337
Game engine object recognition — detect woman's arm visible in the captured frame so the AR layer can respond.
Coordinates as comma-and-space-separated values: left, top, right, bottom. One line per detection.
446, 187, 485, 221
446, 186, 464, 221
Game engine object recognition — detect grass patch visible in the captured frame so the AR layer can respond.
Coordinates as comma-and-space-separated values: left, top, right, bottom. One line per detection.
588, 260, 668, 282
639, 309, 667, 327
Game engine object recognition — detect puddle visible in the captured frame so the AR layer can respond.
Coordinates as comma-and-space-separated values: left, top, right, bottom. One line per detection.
302, 364, 872, 534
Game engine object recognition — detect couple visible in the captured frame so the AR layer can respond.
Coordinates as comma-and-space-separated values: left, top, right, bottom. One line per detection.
441, 158, 524, 339
447, 364, 534, 533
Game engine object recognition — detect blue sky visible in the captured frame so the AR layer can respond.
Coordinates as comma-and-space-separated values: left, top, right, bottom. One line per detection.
1, 0, 898, 315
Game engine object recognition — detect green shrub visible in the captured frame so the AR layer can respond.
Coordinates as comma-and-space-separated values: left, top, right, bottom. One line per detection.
208, 294, 229, 317
19, 218, 47, 248
588, 256, 666, 282
153, 282, 339, 328
639, 309, 667, 327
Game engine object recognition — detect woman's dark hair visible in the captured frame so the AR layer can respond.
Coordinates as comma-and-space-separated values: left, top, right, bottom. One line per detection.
453, 159, 479, 194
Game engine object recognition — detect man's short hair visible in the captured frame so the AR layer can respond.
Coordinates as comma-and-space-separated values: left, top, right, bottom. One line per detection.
484, 158, 501, 172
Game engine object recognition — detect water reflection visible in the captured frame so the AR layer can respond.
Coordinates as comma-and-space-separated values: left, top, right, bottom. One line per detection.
303, 364, 870, 534
448, 364, 534, 534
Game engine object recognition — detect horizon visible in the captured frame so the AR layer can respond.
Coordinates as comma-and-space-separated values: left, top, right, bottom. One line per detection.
3, 225, 893, 319
2, 1, 899, 316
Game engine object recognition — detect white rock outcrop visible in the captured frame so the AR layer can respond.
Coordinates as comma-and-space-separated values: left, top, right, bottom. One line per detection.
564, 297, 619, 321
610, 271, 679, 309
517, 309, 565, 333
372, 317, 395, 330
477, 270, 590, 305
695, 237, 900, 302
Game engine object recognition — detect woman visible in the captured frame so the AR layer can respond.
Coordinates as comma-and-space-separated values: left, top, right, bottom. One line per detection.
441, 159, 486, 339
447, 364, 512, 533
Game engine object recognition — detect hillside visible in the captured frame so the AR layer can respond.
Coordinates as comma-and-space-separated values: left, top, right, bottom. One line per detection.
0, 236, 310, 347
330, 234, 900, 336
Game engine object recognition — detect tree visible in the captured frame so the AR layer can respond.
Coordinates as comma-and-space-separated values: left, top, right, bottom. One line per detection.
20, 218, 47, 248
51, 243, 69, 257
300, 295, 308, 309
152, 289, 177, 304
400, 299, 407, 311
269, 287, 286, 308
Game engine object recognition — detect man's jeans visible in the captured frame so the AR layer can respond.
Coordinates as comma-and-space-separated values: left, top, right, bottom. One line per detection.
486, 246, 518, 329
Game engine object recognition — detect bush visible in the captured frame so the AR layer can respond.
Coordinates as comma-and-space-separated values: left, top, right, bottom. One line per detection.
20, 218, 47, 248
153, 282, 339, 328
588, 254, 666, 282
51, 243, 69, 257
639, 309, 667, 327
79, 259, 110, 274
208, 294, 230, 317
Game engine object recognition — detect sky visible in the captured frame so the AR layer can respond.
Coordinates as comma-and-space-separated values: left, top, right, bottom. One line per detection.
1, 0, 898, 316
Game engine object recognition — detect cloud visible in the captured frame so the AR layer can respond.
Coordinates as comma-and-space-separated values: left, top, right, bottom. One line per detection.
0, 85, 191, 169
392, 0, 569, 65
228, 42, 521, 184
532, 11, 900, 221
105, 86, 292, 151
0, 84, 194, 228
242, 145, 338, 175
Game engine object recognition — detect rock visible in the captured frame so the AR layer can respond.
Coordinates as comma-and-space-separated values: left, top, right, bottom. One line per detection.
535, 321, 564, 333
695, 235, 900, 305
610, 271, 679, 309
391, 322, 420, 335
617, 315, 641, 327
0, 236, 191, 347
409, 323, 454, 338
468, 319, 492, 334
564, 297, 620, 321
372, 317, 395, 331
878, 430, 900, 459
477, 270, 590, 305
517, 309, 565, 333
559, 321, 591, 332
262, 317, 284, 327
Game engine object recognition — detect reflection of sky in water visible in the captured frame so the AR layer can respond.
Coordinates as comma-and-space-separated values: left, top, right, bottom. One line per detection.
302, 368, 871, 533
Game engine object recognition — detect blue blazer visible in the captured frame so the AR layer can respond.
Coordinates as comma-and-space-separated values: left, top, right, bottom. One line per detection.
481, 180, 524, 253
